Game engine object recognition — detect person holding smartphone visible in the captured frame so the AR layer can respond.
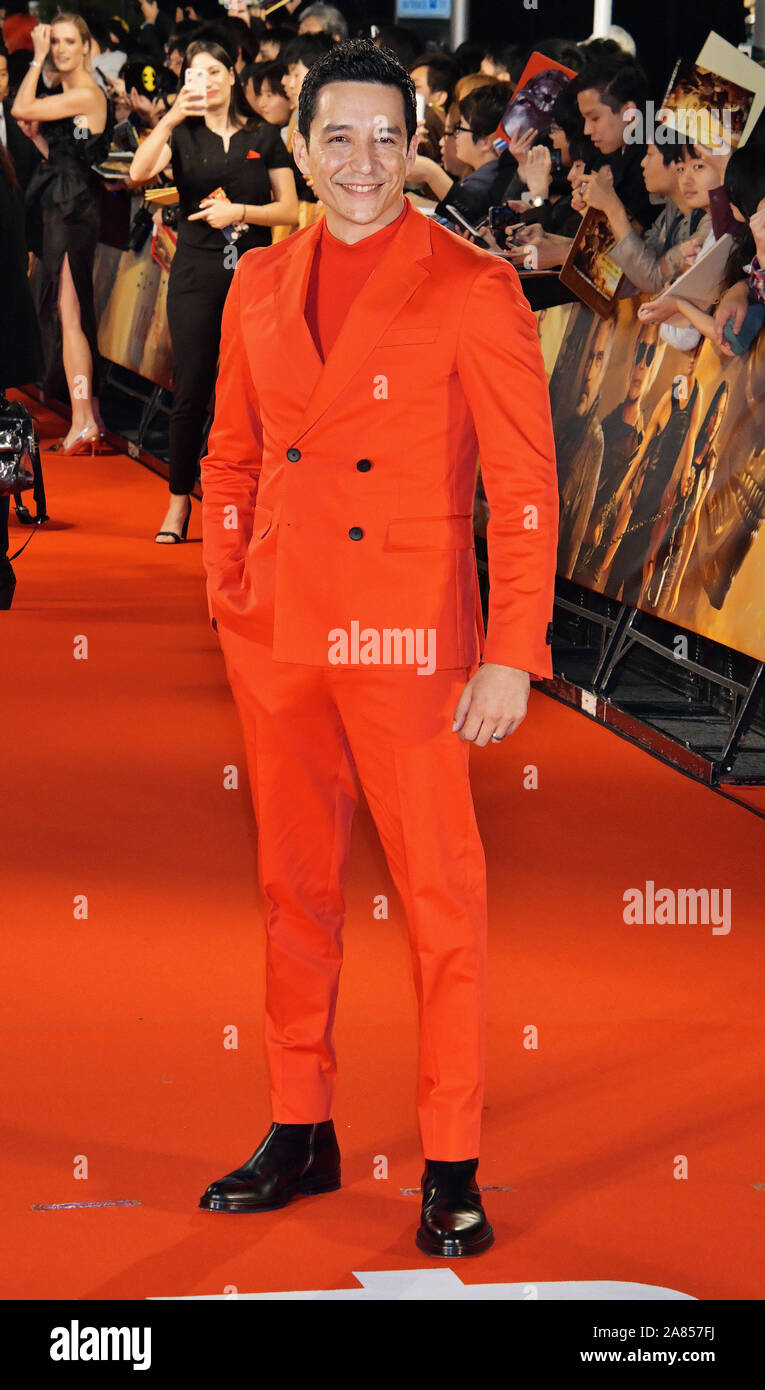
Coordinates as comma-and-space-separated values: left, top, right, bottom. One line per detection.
431, 84, 510, 235
129, 39, 298, 544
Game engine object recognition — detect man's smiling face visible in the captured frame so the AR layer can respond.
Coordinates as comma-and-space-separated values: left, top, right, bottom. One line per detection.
292, 80, 418, 242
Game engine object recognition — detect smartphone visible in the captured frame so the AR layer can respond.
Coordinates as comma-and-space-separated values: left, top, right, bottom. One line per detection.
184, 67, 207, 105
415, 92, 426, 127
723, 303, 765, 354
505, 223, 530, 247
489, 204, 521, 230
444, 203, 488, 248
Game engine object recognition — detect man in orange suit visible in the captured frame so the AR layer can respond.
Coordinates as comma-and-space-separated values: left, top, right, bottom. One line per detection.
198, 40, 559, 1257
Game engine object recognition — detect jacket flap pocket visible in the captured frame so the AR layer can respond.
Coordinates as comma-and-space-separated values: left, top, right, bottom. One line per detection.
251, 502, 273, 539
377, 324, 439, 346
384, 515, 474, 550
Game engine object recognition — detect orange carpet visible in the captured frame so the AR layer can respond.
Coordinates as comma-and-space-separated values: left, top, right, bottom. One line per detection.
719, 784, 765, 815
3, 395, 764, 1301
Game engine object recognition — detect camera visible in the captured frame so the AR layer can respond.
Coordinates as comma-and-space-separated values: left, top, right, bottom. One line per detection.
127, 205, 154, 254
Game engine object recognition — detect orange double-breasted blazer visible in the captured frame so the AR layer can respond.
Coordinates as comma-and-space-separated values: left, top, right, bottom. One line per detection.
201, 199, 559, 679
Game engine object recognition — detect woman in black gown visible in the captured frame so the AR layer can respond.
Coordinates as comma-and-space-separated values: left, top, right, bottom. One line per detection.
12, 13, 112, 454
129, 39, 298, 544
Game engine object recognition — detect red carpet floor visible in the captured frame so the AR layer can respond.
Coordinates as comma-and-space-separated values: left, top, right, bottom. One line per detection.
3, 396, 764, 1300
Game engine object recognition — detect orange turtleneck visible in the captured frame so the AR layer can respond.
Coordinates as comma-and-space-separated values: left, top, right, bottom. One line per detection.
304, 198, 410, 362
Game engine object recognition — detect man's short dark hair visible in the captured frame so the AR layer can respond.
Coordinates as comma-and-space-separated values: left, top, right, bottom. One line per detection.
282, 31, 336, 72
298, 37, 417, 148
247, 59, 287, 96
578, 37, 630, 65
574, 58, 650, 112
655, 131, 694, 164
408, 50, 456, 106
530, 37, 585, 74
482, 38, 520, 77
372, 25, 420, 72
260, 25, 298, 53
452, 39, 491, 81
458, 82, 510, 143
551, 83, 584, 139
167, 21, 197, 52
83, 16, 112, 51
225, 16, 258, 67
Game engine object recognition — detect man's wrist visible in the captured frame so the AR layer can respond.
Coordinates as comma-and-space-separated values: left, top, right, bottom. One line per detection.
604, 191, 629, 234
480, 660, 530, 678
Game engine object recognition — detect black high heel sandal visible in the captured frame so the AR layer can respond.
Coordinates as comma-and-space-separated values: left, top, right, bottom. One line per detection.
155, 497, 192, 544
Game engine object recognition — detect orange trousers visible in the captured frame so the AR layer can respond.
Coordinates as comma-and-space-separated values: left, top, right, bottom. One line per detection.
217, 625, 488, 1160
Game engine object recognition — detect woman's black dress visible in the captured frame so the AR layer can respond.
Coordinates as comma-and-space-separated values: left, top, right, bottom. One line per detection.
25, 93, 112, 399
0, 167, 43, 392
165, 117, 292, 496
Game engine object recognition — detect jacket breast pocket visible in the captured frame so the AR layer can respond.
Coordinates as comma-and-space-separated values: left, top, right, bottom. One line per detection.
376, 324, 439, 347
383, 515, 475, 550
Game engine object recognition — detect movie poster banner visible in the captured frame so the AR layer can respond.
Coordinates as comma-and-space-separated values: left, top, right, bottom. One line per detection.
93, 235, 174, 391
537, 297, 765, 664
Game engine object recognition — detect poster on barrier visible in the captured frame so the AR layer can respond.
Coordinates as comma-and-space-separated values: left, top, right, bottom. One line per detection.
538, 297, 765, 663
93, 235, 174, 391
659, 31, 765, 150
492, 50, 577, 151
558, 207, 626, 317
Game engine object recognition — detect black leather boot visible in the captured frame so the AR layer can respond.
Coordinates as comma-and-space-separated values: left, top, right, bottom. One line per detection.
199, 1121, 341, 1213
415, 1157, 494, 1256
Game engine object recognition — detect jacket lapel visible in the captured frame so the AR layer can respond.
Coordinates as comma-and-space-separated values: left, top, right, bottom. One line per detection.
274, 202, 434, 444
271, 216, 324, 405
